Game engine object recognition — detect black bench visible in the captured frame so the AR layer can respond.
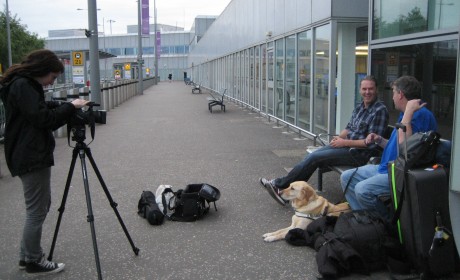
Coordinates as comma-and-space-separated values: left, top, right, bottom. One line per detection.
192, 82, 201, 94
207, 89, 226, 113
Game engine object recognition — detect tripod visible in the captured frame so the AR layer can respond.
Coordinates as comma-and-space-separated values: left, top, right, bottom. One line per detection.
48, 137, 139, 280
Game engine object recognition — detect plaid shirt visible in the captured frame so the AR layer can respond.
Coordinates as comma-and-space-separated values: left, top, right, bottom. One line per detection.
345, 100, 389, 144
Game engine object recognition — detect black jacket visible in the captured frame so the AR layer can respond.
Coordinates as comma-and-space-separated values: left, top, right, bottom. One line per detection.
0, 76, 76, 176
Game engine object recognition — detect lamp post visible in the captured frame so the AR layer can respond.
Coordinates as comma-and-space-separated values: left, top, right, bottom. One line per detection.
137, 0, 143, 94
76, 2, 102, 105
107, 19, 116, 35
153, 0, 158, 85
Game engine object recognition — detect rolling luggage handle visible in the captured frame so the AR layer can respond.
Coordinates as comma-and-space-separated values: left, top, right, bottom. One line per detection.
395, 123, 407, 162
391, 123, 408, 236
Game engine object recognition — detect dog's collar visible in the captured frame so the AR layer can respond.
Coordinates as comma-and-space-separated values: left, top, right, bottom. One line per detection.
294, 206, 329, 220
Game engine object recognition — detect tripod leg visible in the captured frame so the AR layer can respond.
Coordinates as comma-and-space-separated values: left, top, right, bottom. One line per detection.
48, 147, 79, 261
84, 147, 140, 255
78, 148, 103, 280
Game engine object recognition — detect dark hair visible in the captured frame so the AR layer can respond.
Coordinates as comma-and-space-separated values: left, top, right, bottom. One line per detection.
0, 49, 64, 85
360, 75, 378, 87
392, 76, 421, 100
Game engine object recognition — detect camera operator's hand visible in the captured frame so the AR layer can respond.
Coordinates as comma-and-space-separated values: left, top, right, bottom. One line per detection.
71, 99, 91, 109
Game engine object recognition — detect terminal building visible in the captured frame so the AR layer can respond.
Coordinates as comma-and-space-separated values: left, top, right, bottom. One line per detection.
45, 0, 460, 251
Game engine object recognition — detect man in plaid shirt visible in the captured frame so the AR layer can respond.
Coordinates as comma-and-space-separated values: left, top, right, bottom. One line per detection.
260, 75, 389, 206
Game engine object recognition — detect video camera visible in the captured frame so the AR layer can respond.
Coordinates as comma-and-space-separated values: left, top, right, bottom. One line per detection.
67, 102, 106, 144
70, 102, 106, 127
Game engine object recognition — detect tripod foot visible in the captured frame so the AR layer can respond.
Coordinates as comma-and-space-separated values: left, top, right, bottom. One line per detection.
134, 247, 140, 256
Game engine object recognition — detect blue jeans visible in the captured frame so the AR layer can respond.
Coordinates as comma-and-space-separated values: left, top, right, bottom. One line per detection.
340, 164, 390, 218
19, 167, 51, 262
274, 145, 368, 189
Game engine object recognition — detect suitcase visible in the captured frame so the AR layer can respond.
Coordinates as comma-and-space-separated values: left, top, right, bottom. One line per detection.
388, 123, 456, 278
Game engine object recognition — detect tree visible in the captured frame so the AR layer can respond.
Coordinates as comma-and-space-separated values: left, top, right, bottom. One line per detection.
0, 11, 45, 73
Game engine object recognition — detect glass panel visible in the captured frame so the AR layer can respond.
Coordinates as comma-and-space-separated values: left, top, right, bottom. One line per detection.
125, 48, 136, 55
373, 0, 460, 39
267, 45, 274, 115
255, 46, 260, 109
298, 31, 312, 131
245, 49, 249, 103
237, 52, 241, 101
314, 24, 330, 134
161, 46, 169, 54
285, 35, 296, 125
250, 48, 254, 106
371, 39, 457, 139
275, 39, 285, 119
261, 44, 267, 112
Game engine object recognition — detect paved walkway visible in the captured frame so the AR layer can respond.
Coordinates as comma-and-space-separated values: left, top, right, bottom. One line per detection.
0, 81, 389, 279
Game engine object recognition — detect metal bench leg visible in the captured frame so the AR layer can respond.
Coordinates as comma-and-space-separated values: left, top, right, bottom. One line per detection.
317, 168, 323, 192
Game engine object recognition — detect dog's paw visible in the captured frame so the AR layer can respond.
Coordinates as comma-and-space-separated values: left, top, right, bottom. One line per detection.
262, 233, 272, 238
263, 235, 280, 242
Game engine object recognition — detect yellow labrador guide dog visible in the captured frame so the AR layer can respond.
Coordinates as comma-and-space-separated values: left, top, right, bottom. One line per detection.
263, 181, 350, 242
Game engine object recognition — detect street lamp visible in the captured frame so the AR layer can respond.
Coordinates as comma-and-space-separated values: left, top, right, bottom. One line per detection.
137, 0, 143, 94
153, 0, 158, 85
76, 4, 102, 106
107, 19, 116, 35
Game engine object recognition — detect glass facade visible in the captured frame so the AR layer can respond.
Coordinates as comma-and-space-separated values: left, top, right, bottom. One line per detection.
371, 40, 457, 139
191, 23, 368, 136
371, 0, 458, 140
188, 0, 457, 142
373, 0, 460, 39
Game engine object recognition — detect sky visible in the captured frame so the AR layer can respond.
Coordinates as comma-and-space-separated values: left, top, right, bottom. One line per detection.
6, 0, 232, 38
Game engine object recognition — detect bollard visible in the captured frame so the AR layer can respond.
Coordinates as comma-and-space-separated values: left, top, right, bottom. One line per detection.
102, 83, 109, 111
108, 82, 114, 110
114, 80, 120, 107
79, 86, 90, 102
53, 90, 68, 138
122, 80, 127, 103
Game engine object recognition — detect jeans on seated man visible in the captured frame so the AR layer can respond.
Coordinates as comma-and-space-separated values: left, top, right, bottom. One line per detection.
259, 75, 389, 205
340, 76, 437, 219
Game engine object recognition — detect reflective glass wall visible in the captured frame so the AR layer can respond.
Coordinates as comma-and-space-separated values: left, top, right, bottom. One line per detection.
373, 0, 460, 39
371, 40, 457, 139
191, 21, 369, 137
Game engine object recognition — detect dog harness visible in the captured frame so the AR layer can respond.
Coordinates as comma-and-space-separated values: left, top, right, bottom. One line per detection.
295, 206, 329, 220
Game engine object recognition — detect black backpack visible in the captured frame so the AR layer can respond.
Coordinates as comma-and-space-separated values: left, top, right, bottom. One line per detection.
137, 191, 164, 225
169, 184, 220, 222
332, 210, 389, 272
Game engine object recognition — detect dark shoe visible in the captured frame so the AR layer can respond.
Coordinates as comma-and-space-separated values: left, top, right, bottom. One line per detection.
259, 178, 287, 206
259, 177, 269, 189
26, 254, 65, 275
19, 260, 26, 270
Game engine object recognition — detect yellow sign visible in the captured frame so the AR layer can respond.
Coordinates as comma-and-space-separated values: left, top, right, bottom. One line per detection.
72, 51, 84, 66
124, 63, 131, 71
115, 70, 121, 76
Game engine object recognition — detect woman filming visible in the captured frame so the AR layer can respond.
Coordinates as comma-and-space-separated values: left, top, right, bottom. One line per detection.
0, 49, 89, 275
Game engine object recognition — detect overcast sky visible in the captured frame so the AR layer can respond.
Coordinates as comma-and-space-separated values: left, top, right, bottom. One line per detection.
7, 0, 232, 37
